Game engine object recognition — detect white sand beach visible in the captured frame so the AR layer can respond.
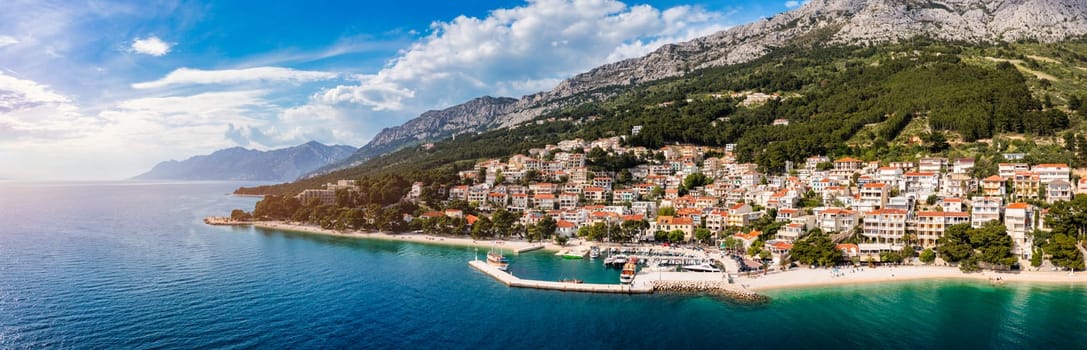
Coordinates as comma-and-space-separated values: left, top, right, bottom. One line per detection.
210, 219, 1087, 294
737, 265, 1087, 292
241, 220, 556, 252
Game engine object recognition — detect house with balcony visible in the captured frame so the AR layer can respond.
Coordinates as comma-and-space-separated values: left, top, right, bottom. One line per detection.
998, 163, 1030, 179
1011, 171, 1041, 201
1047, 180, 1073, 203
904, 172, 939, 198
913, 211, 970, 248
817, 207, 858, 234
970, 196, 1002, 228
980, 175, 1005, 197
859, 182, 890, 211
862, 209, 908, 246
1034, 163, 1070, 184
1004, 202, 1034, 259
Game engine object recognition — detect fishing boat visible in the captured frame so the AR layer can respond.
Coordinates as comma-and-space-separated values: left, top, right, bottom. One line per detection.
589, 246, 600, 259
487, 250, 510, 271
619, 257, 638, 284
682, 262, 721, 272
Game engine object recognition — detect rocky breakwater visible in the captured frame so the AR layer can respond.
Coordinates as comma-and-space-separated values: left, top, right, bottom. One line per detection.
204, 217, 251, 226
651, 280, 769, 304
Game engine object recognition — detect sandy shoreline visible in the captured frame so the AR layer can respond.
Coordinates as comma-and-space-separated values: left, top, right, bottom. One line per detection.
738, 265, 1087, 292
229, 220, 560, 252
209, 219, 1087, 293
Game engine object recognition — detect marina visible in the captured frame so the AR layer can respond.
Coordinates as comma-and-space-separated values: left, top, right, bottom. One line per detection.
469, 251, 762, 301
469, 260, 653, 294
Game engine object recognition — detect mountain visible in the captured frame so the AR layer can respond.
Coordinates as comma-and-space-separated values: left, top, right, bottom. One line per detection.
134, 141, 357, 181
313, 0, 1087, 176
314, 96, 518, 174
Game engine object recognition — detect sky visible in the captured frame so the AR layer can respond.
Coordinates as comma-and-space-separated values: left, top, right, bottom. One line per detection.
0, 0, 804, 180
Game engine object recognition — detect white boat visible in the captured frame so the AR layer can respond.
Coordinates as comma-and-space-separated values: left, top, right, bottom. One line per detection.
605, 254, 629, 268
487, 250, 509, 271
682, 262, 721, 272
589, 246, 600, 259
619, 257, 638, 284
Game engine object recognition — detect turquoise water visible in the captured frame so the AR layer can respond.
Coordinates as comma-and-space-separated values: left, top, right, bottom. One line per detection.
1, 182, 1086, 349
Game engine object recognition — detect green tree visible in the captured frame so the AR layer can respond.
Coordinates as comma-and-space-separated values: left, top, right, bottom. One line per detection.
668, 229, 686, 243
491, 209, 516, 238
1069, 94, 1083, 112
230, 209, 252, 221
620, 219, 649, 242
536, 216, 557, 240
722, 237, 743, 254
1045, 233, 1085, 270
683, 172, 711, 190
971, 221, 1016, 268
587, 222, 608, 242
919, 248, 936, 264
471, 216, 494, 239
747, 240, 765, 257
694, 227, 712, 244
789, 233, 840, 267
923, 132, 949, 153
1030, 247, 1043, 268
936, 223, 974, 263
658, 206, 677, 216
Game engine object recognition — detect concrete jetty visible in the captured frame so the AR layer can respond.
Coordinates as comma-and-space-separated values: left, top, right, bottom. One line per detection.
468, 260, 653, 294
514, 245, 546, 254
469, 260, 769, 302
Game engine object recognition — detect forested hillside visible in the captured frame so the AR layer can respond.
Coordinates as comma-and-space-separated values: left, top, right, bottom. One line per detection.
238, 40, 1087, 196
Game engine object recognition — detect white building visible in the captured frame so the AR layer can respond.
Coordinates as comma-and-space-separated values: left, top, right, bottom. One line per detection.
1004, 202, 1034, 259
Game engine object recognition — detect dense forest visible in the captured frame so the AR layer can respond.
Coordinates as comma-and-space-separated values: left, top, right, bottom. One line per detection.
237, 40, 1086, 197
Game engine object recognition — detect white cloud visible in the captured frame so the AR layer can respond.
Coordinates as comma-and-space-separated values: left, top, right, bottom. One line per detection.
0, 0, 738, 180
132, 67, 340, 89
130, 35, 172, 56
0, 35, 17, 47
784, 1, 807, 9
0, 71, 70, 110
315, 0, 726, 112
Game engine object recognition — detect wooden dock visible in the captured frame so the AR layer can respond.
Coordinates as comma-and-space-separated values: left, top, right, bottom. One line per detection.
468, 260, 653, 294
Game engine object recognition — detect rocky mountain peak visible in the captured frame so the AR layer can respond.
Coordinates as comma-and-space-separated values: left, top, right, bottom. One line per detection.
318, 0, 1087, 175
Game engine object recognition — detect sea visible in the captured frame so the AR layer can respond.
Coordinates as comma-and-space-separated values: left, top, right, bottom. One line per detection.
1, 181, 1086, 349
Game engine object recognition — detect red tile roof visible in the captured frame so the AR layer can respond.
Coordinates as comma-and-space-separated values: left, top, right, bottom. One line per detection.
734, 230, 761, 240
1006, 202, 1031, 209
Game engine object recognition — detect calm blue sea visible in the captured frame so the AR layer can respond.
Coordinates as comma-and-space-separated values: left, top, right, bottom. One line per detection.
1, 181, 1086, 349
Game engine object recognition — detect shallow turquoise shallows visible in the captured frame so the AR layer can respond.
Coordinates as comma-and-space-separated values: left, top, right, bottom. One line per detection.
2, 182, 1086, 349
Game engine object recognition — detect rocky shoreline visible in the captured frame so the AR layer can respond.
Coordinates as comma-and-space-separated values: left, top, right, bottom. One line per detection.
650, 280, 769, 304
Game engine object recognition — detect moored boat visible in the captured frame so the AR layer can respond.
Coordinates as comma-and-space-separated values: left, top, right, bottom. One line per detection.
487, 250, 509, 271
589, 246, 600, 259
682, 262, 721, 272
619, 257, 638, 284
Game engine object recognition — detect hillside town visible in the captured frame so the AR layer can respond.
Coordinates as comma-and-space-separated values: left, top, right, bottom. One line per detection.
292, 133, 1085, 269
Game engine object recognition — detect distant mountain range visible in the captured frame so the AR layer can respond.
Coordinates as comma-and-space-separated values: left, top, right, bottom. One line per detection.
133, 141, 356, 181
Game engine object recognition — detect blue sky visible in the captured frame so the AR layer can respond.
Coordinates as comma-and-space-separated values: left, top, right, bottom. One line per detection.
0, 0, 803, 180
